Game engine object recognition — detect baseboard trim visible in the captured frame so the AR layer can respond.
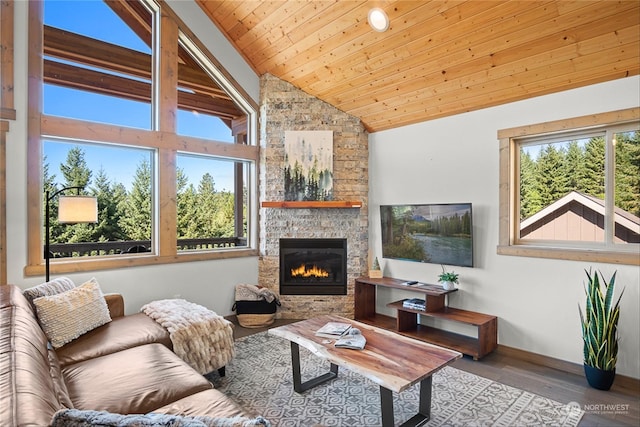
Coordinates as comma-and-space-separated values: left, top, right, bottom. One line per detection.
496, 344, 640, 391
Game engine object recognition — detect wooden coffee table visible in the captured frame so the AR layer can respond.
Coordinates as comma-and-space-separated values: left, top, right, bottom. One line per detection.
268, 315, 462, 427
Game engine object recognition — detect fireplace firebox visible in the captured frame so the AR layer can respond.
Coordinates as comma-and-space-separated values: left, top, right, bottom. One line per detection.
280, 238, 347, 295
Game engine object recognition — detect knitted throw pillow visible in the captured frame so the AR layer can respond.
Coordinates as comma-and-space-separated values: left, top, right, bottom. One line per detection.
33, 278, 111, 348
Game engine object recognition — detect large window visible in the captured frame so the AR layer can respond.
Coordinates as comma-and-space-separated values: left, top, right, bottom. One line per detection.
26, 0, 258, 276
498, 108, 639, 265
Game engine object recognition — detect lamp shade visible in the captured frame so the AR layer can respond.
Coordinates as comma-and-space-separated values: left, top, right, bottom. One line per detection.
58, 196, 98, 223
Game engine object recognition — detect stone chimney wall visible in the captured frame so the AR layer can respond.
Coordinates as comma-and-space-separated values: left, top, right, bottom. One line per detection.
258, 74, 369, 319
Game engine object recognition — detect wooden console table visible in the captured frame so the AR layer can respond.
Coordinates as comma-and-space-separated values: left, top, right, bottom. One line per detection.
354, 276, 497, 360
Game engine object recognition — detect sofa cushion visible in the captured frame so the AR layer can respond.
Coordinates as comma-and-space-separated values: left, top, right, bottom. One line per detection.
153, 389, 249, 419
22, 276, 76, 308
56, 312, 171, 367
33, 278, 112, 348
62, 343, 212, 414
50, 409, 270, 426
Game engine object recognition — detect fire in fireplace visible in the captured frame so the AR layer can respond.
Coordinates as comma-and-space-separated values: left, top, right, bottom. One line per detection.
279, 238, 347, 295
291, 264, 330, 278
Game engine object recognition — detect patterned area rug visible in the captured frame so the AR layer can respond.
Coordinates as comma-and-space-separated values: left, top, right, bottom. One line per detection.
207, 332, 583, 427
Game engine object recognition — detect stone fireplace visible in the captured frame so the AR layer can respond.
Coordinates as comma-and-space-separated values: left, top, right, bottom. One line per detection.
279, 238, 347, 296
258, 74, 369, 319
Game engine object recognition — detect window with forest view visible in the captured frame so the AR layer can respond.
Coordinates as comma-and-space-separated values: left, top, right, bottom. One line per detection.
27, 0, 257, 275
515, 124, 639, 249
44, 141, 153, 256
176, 155, 248, 252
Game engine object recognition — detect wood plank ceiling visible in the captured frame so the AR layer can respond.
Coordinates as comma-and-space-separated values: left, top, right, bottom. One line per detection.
197, 0, 640, 133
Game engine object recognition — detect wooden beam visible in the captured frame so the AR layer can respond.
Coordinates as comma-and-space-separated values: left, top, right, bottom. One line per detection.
103, 1, 204, 70
43, 60, 241, 120
41, 115, 260, 162
26, 0, 44, 273
44, 26, 235, 103
231, 116, 247, 137
104, 0, 153, 49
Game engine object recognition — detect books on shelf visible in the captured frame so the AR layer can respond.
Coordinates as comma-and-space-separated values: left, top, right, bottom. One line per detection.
315, 321, 352, 339
402, 298, 426, 311
334, 329, 366, 350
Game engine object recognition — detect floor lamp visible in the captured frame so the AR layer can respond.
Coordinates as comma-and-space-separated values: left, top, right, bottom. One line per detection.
45, 186, 98, 282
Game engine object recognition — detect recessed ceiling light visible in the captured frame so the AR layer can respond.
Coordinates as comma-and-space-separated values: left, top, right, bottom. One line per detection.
368, 8, 389, 32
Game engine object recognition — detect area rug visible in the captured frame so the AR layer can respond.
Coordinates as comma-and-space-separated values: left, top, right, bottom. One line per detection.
207, 332, 583, 427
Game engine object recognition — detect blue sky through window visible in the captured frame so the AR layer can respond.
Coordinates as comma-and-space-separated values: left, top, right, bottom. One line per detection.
45, 0, 150, 54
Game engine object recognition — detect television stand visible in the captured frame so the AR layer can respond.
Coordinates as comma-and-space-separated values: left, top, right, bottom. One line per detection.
354, 276, 497, 360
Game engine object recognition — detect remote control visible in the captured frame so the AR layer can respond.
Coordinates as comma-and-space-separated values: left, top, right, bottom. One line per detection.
405, 281, 418, 285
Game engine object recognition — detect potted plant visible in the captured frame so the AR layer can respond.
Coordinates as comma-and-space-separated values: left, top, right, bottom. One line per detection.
438, 265, 459, 290
369, 257, 383, 278
578, 269, 624, 390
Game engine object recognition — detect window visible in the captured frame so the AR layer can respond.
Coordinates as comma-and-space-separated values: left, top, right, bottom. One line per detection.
26, 0, 258, 276
176, 154, 249, 252
498, 108, 639, 265
42, 0, 153, 129
43, 140, 155, 255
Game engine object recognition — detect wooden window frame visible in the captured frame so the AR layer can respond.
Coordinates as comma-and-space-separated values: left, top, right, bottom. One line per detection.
0, 0, 15, 120
25, 0, 259, 278
0, 0, 14, 283
497, 107, 640, 265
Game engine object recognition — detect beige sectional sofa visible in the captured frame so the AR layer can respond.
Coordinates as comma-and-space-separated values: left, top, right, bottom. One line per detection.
0, 282, 265, 426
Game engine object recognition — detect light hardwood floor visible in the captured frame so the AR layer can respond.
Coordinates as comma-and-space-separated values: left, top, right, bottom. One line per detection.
229, 318, 639, 427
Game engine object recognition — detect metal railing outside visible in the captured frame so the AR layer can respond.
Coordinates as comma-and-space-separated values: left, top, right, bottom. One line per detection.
47, 237, 247, 258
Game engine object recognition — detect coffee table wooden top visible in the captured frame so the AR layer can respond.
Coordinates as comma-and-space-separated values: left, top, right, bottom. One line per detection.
268, 315, 462, 393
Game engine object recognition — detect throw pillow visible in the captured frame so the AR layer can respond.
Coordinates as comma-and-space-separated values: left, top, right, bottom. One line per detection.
22, 276, 76, 309
33, 278, 112, 348
50, 409, 271, 427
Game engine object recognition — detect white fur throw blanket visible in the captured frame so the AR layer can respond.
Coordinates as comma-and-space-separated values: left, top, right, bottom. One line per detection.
141, 299, 235, 375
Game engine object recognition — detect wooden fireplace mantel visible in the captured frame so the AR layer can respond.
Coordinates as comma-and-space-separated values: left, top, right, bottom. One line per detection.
261, 201, 362, 208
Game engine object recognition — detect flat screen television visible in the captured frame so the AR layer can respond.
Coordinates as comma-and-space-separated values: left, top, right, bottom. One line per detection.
380, 203, 473, 267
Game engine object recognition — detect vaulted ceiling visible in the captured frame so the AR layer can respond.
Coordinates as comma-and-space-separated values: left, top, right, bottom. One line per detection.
197, 1, 640, 133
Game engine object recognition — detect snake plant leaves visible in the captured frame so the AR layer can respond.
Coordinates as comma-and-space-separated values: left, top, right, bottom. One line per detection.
578, 269, 624, 371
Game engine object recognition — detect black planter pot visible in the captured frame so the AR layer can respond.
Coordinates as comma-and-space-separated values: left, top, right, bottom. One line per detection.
584, 364, 616, 390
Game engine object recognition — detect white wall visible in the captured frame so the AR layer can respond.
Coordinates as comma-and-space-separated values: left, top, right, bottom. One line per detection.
5, 1, 260, 316
368, 76, 640, 379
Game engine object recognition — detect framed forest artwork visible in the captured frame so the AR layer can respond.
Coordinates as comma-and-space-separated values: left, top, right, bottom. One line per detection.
284, 130, 333, 201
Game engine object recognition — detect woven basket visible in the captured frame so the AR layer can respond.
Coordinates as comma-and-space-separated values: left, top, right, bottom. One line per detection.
233, 298, 280, 328
237, 313, 276, 328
